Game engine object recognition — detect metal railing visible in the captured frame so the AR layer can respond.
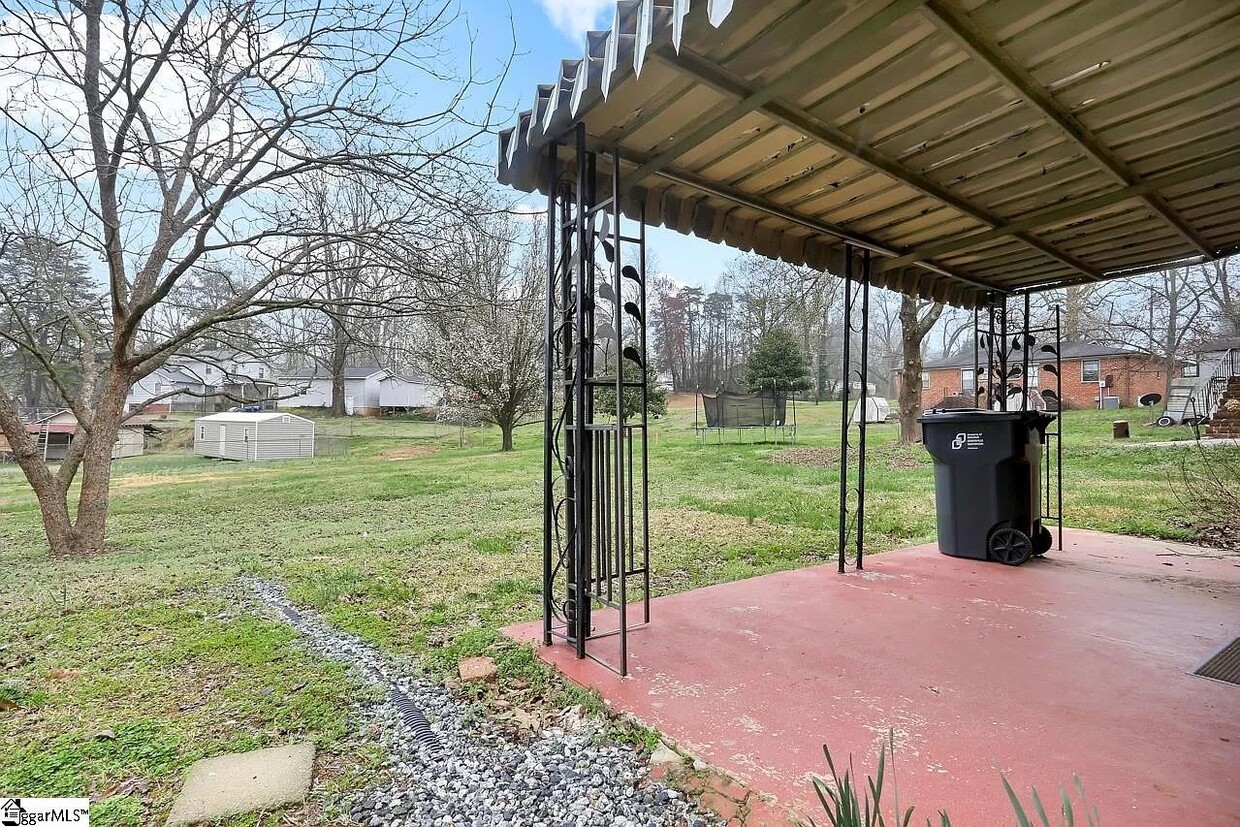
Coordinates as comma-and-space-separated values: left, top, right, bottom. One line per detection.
1190, 348, 1238, 422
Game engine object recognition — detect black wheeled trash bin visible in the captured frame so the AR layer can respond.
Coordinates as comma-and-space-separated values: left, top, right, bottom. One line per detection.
918, 409, 1056, 565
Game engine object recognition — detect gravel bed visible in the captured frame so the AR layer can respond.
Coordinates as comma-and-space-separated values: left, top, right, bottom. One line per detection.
243, 578, 721, 827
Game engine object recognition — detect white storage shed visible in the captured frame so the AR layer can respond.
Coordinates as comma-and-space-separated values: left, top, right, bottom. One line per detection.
194, 412, 315, 461
850, 397, 892, 424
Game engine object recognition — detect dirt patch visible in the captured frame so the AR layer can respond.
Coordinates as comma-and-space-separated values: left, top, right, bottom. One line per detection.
666, 392, 698, 411
379, 446, 439, 461
113, 472, 269, 490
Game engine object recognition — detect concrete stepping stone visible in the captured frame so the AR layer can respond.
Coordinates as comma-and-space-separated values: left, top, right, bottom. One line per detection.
166, 743, 315, 825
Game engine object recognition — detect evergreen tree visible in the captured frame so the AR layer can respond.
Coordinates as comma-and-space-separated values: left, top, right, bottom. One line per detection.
743, 328, 811, 393
0, 233, 103, 408
596, 357, 669, 422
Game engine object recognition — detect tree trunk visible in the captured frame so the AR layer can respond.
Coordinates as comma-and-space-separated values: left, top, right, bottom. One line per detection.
897, 333, 925, 444
1, 373, 127, 556
1063, 285, 1087, 340
501, 424, 514, 451
330, 311, 348, 417
1164, 278, 1179, 403
897, 294, 943, 443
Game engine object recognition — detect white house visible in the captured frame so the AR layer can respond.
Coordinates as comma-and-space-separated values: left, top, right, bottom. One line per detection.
125, 365, 207, 413
173, 348, 278, 408
194, 411, 315, 461
126, 349, 277, 413
378, 373, 442, 411
175, 348, 276, 385
277, 366, 387, 415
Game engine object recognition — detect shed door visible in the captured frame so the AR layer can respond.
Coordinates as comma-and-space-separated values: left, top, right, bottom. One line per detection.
219, 425, 227, 456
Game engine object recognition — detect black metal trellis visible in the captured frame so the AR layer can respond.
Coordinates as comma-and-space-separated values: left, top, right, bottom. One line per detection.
974, 293, 1064, 551
542, 125, 650, 676
837, 245, 871, 572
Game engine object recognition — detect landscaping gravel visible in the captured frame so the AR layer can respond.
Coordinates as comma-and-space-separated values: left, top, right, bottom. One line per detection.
244, 578, 720, 827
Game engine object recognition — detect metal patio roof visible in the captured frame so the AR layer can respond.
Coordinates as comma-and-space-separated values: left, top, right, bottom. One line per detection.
497, 0, 1240, 307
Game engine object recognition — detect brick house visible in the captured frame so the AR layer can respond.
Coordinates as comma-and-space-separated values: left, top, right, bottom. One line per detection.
916, 342, 1180, 410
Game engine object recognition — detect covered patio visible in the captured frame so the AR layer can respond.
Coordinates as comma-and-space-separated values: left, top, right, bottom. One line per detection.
508, 530, 1240, 823
497, 0, 1240, 822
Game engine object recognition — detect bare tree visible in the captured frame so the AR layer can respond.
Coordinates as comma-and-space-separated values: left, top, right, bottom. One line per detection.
1201, 256, 1240, 337
1096, 268, 1204, 401
0, 0, 505, 555
273, 170, 441, 414
897, 294, 944, 443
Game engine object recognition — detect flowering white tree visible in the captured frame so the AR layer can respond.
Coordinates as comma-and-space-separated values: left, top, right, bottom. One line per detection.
413, 215, 543, 451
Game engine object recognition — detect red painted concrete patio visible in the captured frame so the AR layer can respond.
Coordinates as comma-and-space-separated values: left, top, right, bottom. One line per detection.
507, 530, 1240, 825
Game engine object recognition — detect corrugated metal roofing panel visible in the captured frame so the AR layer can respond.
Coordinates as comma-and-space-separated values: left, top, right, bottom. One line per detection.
497, 0, 1240, 307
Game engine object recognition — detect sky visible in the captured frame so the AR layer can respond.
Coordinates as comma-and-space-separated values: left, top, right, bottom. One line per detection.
458, 0, 735, 289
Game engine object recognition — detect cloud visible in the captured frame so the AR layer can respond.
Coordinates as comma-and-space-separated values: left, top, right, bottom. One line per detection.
536, 0, 614, 42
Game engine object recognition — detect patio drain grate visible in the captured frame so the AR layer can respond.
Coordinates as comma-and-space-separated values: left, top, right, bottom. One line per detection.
1194, 637, 1240, 686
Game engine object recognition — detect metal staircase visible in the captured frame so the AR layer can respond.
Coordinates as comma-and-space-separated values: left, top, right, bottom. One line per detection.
1193, 348, 1238, 423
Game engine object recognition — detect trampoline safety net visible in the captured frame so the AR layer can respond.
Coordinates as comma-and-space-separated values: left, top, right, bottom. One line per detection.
700, 391, 788, 428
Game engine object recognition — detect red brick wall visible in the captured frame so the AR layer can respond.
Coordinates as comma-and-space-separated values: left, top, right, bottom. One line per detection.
1206, 378, 1240, 438
1055, 356, 1171, 409
919, 356, 1174, 410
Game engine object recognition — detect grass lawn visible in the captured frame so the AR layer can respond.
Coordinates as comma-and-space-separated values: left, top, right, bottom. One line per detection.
0, 398, 1229, 824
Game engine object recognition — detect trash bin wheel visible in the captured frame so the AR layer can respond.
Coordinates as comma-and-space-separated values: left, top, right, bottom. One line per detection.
989, 528, 1033, 566
1032, 525, 1053, 556
1155, 415, 1174, 427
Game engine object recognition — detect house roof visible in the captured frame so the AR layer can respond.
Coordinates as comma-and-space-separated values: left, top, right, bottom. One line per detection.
180, 347, 269, 363
380, 371, 429, 385
924, 340, 1141, 369
279, 365, 387, 381
155, 365, 204, 385
1198, 335, 1240, 353
496, 0, 1240, 308
195, 412, 313, 424
26, 411, 146, 433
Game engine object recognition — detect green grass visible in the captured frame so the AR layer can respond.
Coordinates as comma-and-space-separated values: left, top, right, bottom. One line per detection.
0, 399, 1230, 823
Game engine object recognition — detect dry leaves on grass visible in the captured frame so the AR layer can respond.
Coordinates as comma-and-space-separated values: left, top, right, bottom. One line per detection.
773, 443, 930, 471
1193, 519, 1240, 551
770, 447, 838, 468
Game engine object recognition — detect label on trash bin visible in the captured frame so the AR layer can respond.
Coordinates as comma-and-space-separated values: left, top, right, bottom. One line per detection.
950, 431, 984, 450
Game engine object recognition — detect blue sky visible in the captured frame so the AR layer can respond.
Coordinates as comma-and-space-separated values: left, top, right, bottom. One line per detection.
459, 0, 733, 289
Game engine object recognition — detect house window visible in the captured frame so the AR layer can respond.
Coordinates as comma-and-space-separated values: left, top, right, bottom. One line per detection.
1081, 360, 1100, 382
205, 365, 213, 375
153, 381, 163, 394
960, 368, 975, 393
920, 371, 930, 389
1026, 365, 1040, 388
1182, 362, 1199, 378
258, 367, 265, 379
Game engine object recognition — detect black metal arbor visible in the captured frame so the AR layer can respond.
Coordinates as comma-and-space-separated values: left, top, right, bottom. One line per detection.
537, 145, 1067, 671
542, 125, 651, 676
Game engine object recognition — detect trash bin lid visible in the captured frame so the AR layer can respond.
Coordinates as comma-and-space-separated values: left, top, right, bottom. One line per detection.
919, 408, 1022, 423
919, 408, 1056, 425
